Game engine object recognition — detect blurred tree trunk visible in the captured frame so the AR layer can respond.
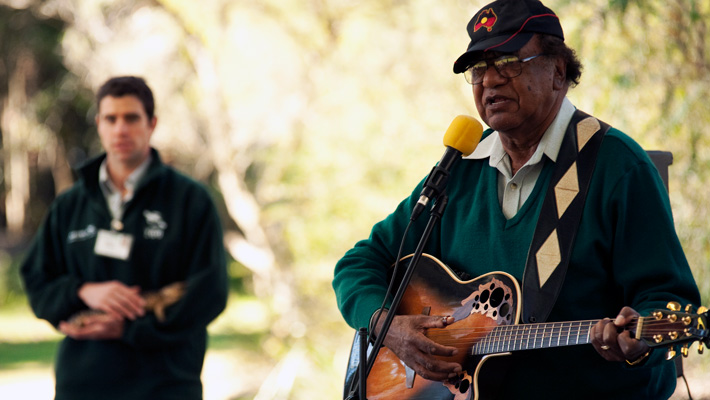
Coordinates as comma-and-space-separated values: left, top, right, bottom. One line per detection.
182, 37, 280, 297
1, 52, 32, 237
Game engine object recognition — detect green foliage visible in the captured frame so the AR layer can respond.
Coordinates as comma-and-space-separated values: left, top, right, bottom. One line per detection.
0, 5, 93, 148
0, 7, 64, 89
0, 340, 59, 370
608, 0, 630, 12
0, 250, 27, 307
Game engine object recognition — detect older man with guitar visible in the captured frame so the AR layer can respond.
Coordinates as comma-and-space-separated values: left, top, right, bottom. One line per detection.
333, 1, 703, 399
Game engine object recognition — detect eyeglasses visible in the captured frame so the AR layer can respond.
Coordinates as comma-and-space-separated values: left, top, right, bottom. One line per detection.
464, 54, 544, 85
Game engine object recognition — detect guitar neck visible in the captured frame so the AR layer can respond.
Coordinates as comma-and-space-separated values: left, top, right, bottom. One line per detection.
472, 320, 601, 355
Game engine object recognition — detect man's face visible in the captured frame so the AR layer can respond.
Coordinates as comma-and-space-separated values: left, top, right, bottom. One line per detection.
96, 95, 156, 169
472, 37, 564, 137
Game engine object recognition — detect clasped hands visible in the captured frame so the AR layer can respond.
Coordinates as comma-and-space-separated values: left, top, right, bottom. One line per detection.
59, 280, 146, 340
375, 306, 651, 382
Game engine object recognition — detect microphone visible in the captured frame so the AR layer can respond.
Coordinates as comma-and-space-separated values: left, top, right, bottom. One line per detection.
410, 115, 483, 221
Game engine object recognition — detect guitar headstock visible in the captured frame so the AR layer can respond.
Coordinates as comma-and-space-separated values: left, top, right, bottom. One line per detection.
634, 303, 710, 360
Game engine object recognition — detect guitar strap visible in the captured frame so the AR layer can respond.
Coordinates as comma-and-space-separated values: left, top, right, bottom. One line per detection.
521, 110, 610, 324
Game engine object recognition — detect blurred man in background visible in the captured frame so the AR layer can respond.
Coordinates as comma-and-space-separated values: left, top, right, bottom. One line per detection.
21, 76, 228, 400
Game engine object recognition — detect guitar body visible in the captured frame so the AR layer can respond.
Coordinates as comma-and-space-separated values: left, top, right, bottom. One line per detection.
347, 254, 521, 400
344, 254, 710, 399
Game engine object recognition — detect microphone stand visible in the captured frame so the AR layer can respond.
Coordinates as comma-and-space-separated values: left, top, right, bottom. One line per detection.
345, 191, 449, 400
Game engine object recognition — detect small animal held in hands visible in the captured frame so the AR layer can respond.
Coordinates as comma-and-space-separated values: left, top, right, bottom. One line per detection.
68, 281, 186, 327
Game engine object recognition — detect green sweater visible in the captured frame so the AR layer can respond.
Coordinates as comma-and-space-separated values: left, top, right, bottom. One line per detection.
21, 149, 228, 400
333, 127, 700, 399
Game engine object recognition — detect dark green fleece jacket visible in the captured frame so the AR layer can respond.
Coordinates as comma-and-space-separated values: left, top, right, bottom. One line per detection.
333, 126, 700, 399
21, 149, 228, 400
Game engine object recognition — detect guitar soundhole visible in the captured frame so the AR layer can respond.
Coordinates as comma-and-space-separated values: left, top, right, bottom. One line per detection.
500, 302, 511, 321
480, 289, 489, 304
489, 287, 504, 307
457, 376, 470, 393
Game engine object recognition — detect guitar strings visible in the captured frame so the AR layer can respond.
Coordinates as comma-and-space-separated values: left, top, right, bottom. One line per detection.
425, 317, 690, 335
425, 321, 690, 336
423, 318, 694, 348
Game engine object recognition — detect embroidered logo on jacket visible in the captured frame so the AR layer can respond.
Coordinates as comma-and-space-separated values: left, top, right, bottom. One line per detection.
68, 224, 97, 243
143, 210, 167, 239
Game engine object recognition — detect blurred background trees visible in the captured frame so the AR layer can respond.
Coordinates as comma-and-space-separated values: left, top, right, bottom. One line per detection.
1, 0, 708, 399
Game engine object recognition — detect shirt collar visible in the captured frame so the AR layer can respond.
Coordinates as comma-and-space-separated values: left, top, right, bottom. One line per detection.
465, 97, 576, 165
99, 154, 152, 196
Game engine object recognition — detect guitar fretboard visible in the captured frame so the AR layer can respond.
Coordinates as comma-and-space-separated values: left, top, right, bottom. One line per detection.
472, 320, 599, 355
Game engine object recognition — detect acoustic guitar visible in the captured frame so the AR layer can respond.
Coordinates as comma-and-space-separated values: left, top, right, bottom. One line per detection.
344, 254, 709, 400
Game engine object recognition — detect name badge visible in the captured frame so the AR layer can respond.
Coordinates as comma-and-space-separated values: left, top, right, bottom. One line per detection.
94, 229, 134, 260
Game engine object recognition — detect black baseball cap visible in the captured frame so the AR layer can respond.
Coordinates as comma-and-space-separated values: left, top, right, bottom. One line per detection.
453, 0, 564, 74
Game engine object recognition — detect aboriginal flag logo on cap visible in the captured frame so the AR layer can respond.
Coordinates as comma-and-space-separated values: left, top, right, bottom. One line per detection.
474, 8, 497, 32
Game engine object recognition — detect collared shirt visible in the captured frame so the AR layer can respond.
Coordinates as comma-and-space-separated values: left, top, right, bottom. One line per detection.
465, 97, 576, 219
99, 155, 152, 229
